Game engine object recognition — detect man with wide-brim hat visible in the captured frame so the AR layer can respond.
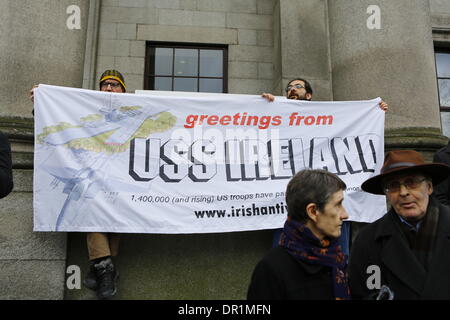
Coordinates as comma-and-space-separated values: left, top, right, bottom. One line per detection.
349, 149, 450, 299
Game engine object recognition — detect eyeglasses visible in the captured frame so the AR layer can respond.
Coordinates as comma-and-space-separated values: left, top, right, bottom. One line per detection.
285, 84, 305, 92
101, 82, 121, 89
383, 177, 427, 194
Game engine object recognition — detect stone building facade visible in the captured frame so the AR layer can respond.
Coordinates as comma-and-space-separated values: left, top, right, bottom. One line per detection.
0, 0, 450, 299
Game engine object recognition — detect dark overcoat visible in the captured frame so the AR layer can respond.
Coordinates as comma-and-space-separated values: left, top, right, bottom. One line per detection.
349, 200, 450, 299
0, 131, 13, 198
434, 143, 450, 205
247, 246, 334, 300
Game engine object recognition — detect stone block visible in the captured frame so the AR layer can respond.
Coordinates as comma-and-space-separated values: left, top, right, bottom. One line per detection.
102, 0, 118, 6
431, 13, 450, 29
257, 30, 273, 47
117, 0, 147, 7
130, 40, 146, 57
226, 13, 272, 30
101, 6, 158, 24
179, 0, 197, 10
196, 0, 257, 13
117, 23, 137, 40
257, 0, 275, 14
0, 260, 65, 300
99, 22, 118, 40
229, 62, 258, 79
158, 9, 226, 28
10, 169, 33, 193
115, 57, 145, 75
148, 0, 181, 9
272, 77, 283, 95
430, 0, 450, 13
228, 78, 273, 94
258, 62, 274, 80
96, 56, 116, 74
98, 39, 130, 57
137, 25, 238, 44
123, 74, 145, 92
0, 192, 67, 260
229, 45, 272, 63
238, 29, 258, 46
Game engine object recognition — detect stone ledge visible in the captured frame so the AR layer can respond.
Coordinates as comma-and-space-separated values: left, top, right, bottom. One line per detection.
385, 127, 447, 149
385, 127, 448, 160
0, 117, 34, 169
0, 117, 34, 141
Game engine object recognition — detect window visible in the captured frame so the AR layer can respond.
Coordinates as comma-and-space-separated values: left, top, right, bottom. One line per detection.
436, 50, 450, 137
145, 42, 228, 93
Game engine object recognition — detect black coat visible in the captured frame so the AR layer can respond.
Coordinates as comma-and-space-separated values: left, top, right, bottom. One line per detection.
349, 201, 450, 299
247, 246, 334, 300
0, 131, 13, 198
434, 143, 450, 205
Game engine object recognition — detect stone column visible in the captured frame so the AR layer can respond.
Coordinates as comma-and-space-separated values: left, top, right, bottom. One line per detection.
0, 0, 89, 299
273, 0, 333, 100
327, 0, 447, 159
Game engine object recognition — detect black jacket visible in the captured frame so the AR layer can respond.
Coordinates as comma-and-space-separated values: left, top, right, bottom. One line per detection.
434, 143, 450, 206
0, 131, 13, 198
247, 246, 334, 300
349, 199, 450, 299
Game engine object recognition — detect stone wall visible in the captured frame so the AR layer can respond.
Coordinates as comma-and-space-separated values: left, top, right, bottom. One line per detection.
94, 0, 276, 94
0, 0, 89, 299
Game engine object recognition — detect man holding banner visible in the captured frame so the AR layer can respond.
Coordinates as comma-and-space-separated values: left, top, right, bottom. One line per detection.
261, 79, 388, 256
29, 70, 126, 300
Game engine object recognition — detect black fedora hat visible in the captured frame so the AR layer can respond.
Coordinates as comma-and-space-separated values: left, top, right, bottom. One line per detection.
361, 150, 450, 195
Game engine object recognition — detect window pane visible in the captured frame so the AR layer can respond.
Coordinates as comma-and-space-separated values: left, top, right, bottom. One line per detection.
441, 112, 450, 138
154, 77, 172, 91
438, 79, 450, 107
154, 48, 173, 76
174, 49, 198, 77
200, 50, 223, 77
174, 77, 197, 92
199, 79, 223, 93
436, 53, 450, 78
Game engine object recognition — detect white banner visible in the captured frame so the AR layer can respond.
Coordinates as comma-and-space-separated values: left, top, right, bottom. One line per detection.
33, 85, 386, 233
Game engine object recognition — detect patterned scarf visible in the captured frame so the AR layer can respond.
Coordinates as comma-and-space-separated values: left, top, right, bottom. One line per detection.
279, 217, 351, 300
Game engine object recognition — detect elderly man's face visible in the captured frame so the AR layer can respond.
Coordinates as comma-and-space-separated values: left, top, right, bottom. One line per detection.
383, 172, 433, 222
100, 79, 124, 93
285, 80, 311, 101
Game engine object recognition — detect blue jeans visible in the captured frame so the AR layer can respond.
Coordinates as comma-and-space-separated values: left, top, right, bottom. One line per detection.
272, 221, 351, 258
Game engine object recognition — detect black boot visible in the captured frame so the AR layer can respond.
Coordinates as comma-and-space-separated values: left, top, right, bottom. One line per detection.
83, 261, 98, 291
93, 257, 119, 300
